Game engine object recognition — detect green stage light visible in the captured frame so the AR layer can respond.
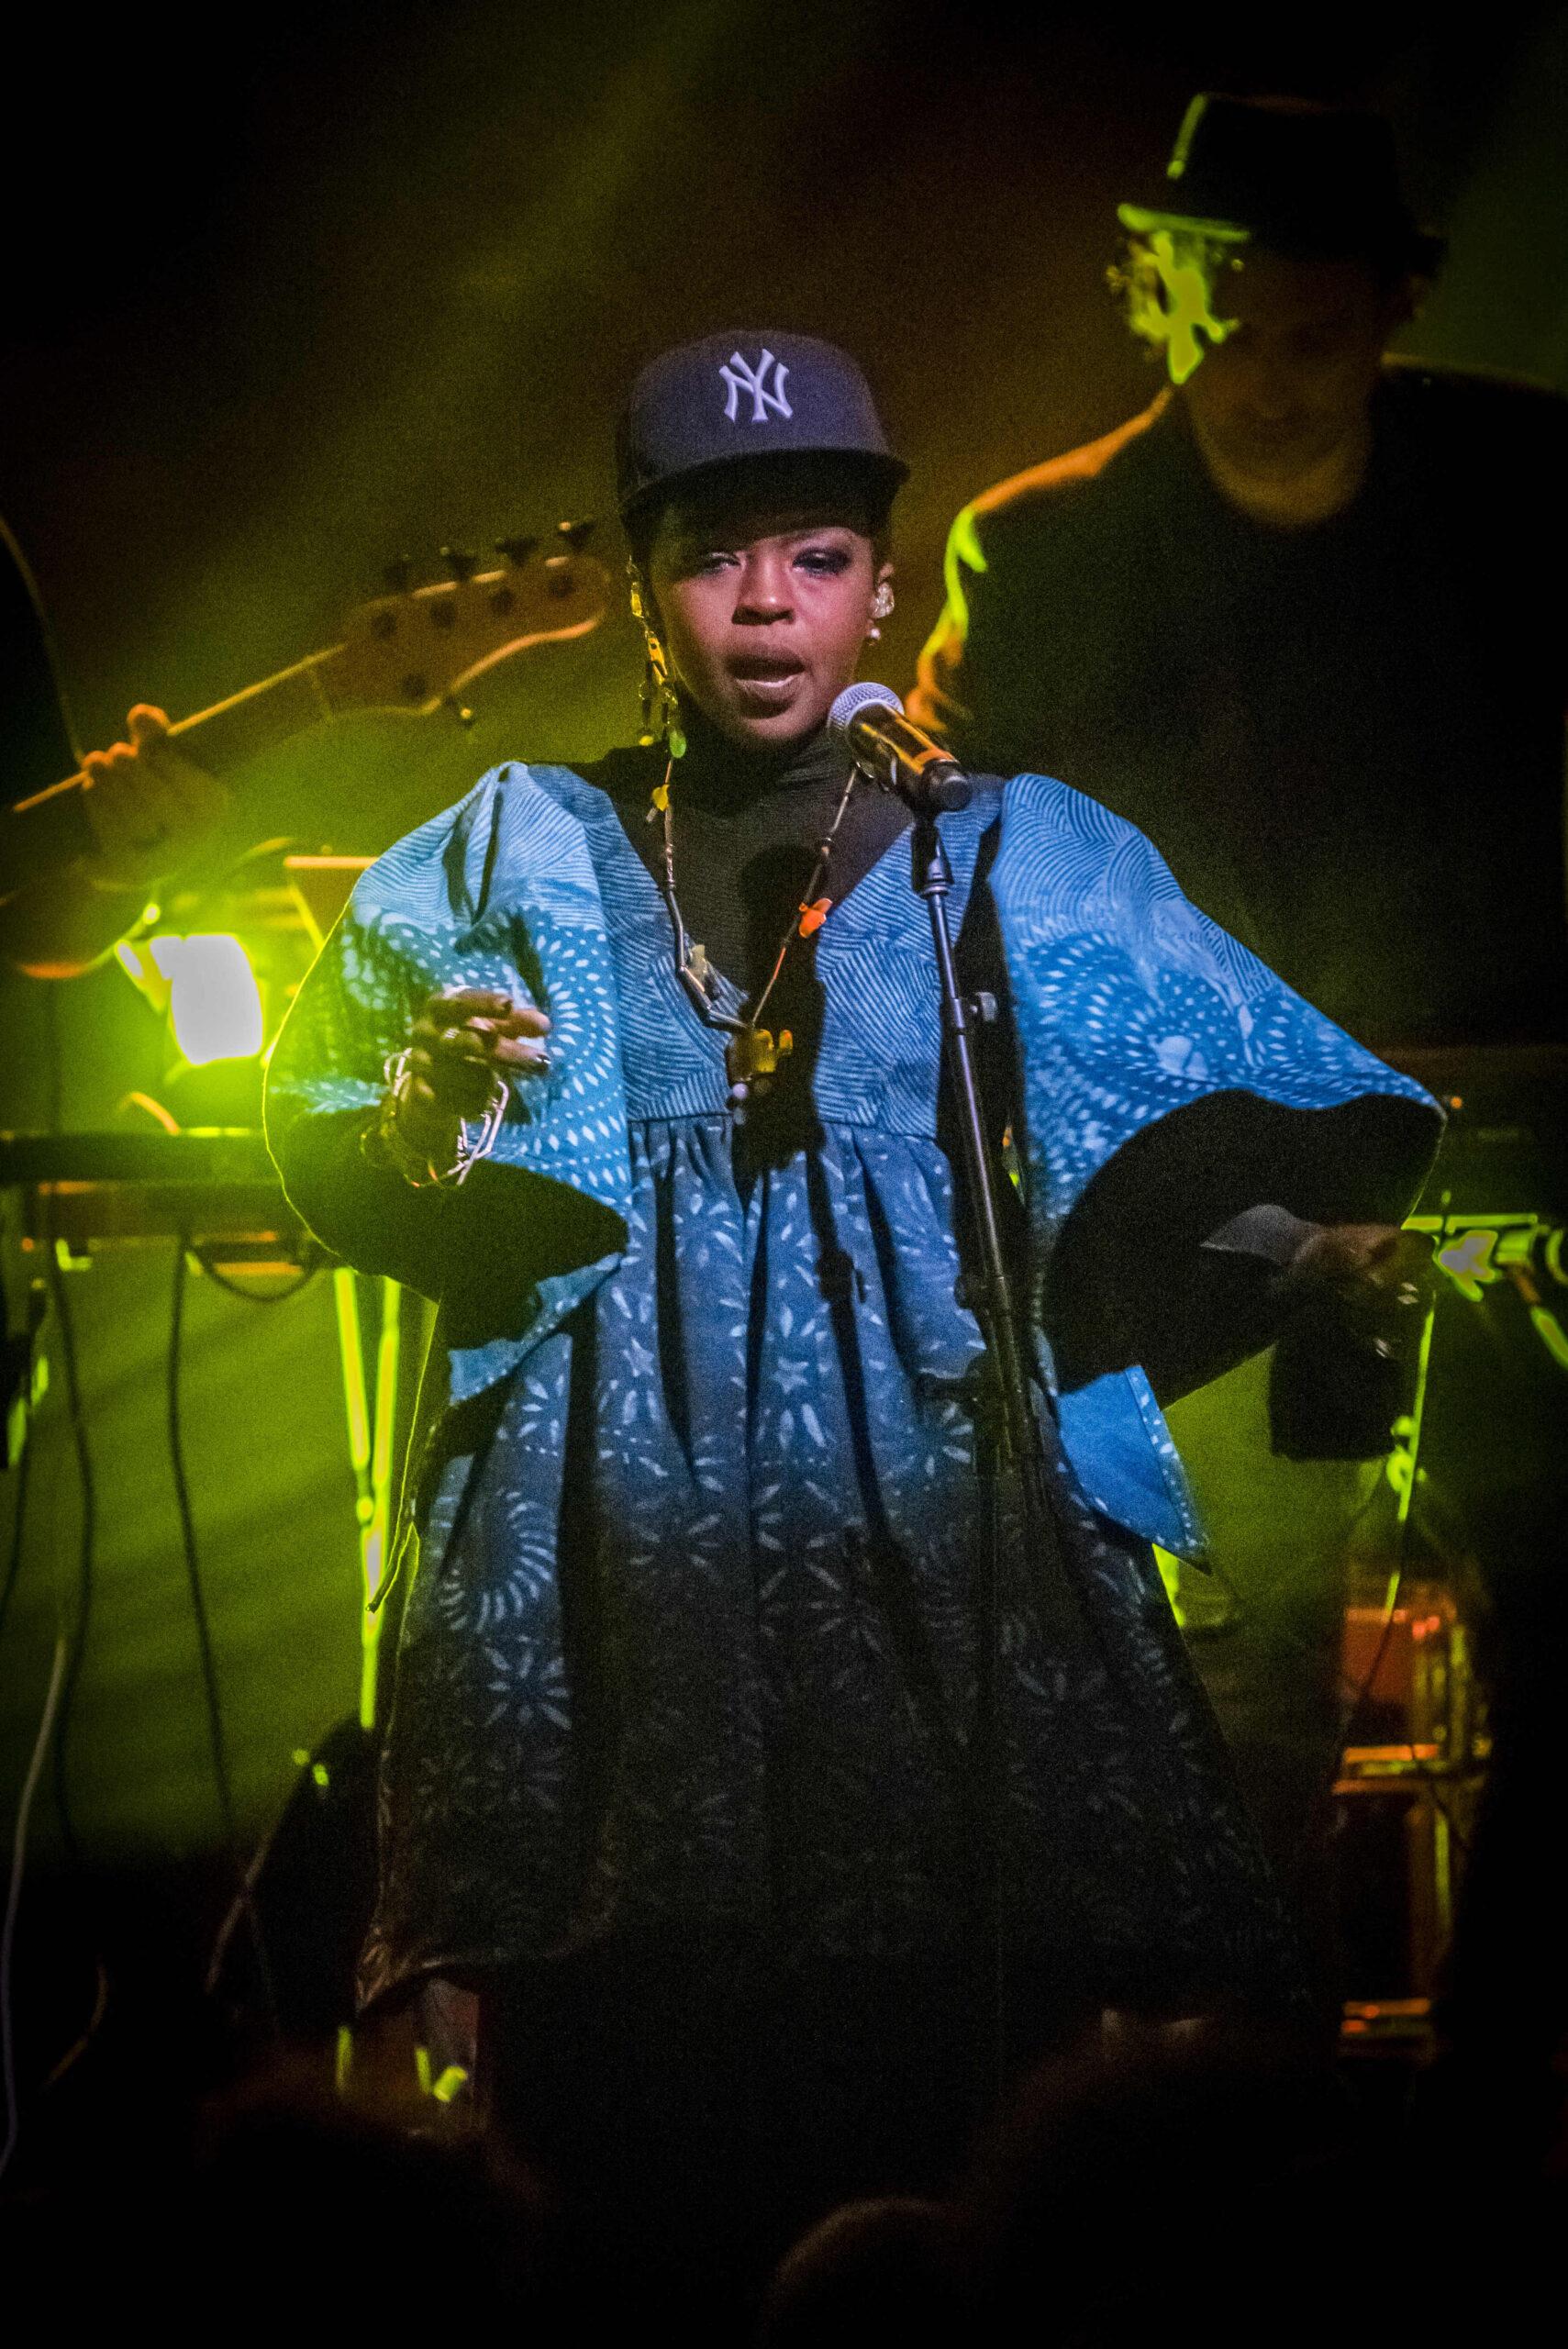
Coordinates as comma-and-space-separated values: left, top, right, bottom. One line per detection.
1117, 224, 1240, 386
147, 933, 265, 1065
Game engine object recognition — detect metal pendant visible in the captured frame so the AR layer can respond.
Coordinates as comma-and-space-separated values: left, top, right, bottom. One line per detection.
725, 1024, 793, 1107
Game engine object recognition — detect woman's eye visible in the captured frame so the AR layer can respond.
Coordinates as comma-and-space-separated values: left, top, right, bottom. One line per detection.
795, 547, 851, 576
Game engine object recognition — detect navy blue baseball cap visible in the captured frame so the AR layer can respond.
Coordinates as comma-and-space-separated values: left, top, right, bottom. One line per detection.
616, 330, 907, 523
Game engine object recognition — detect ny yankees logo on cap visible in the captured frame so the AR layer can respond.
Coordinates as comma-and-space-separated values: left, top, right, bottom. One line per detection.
719, 350, 794, 424
615, 331, 907, 519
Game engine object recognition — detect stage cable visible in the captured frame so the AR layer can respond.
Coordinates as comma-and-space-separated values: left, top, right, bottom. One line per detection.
168, 1239, 239, 1850
188, 1243, 322, 1306
1330, 1288, 1473, 1856
0, 1435, 31, 1648
1337, 1288, 1436, 1749
43, 1242, 94, 1866
1, 1059, 114, 2162
0, 1633, 68, 2188
169, 1240, 281, 2032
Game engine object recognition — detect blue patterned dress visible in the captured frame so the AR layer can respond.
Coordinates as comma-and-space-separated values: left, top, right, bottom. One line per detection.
265, 758, 1439, 2024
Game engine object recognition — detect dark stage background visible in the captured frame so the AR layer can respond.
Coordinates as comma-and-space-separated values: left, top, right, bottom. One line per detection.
2, 3, 1565, 1877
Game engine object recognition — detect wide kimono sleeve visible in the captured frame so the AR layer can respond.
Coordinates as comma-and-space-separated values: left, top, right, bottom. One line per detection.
990, 774, 1445, 1409
264, 765, 631, 1398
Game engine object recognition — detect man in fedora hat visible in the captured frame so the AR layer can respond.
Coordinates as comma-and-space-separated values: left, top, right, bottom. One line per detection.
913, 92, 1565, 1050
912, 93, 1568, 2132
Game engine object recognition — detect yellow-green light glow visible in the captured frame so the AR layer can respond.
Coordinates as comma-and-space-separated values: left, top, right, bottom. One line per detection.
333, 1269, 373, 1480
147, 933, 264, 1064
1116, 217, 1242, 386
360, 1279, 403, 1728
332, 1273, 404, 1731
1144, 229, 1236, 385
934, 504, 987, 651
1529, 1306, 1568, 1369
1152, 1546, 1185, 1625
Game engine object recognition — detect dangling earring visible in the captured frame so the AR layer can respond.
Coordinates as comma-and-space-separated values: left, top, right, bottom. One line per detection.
866, 581, 895, 642
628, 562, 686, 757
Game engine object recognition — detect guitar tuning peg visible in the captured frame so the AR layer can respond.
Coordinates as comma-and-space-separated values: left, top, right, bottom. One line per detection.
383, 557, 416, 596
440, 544, 481, 584
555, 519, 595, 552
495, 534, 539, 568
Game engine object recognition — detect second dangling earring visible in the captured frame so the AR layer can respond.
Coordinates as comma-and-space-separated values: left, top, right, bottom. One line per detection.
866, 580, 895, 642
628, 562, 687, 758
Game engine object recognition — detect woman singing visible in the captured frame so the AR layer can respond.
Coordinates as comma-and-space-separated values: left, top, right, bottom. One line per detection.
265, 330, 1438, 2277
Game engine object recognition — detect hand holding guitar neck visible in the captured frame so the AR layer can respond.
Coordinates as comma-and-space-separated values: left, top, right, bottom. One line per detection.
79, 704, 232, 892
2, 525, 611, 952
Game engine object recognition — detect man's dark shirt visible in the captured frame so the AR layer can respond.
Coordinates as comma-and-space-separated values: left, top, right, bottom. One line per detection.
912, 366, 1568, 1046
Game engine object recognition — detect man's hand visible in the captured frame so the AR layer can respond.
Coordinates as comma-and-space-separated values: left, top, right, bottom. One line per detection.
393, 986, 551, 1164
80, 705, 230, 890
1284, 1221, 1431, 1355
1288, 1220, 1399, 1286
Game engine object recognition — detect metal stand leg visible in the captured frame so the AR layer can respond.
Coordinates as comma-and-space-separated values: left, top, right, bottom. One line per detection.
331, 1268, 401, 1732
909, 812, 1070, 2112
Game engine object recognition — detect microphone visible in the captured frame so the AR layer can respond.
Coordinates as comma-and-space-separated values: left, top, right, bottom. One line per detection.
828, 683, 973, 814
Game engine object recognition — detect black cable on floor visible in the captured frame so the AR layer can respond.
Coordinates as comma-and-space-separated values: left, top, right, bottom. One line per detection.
0, 1436, 31, 1648
168, 1243, 283, 2034
167, 1238, 239, 1849
43, 1248, 94, 1867
189, 1247, 322, 1306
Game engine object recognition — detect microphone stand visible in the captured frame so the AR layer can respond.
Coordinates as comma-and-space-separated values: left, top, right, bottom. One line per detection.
896, 772, 1066, 2127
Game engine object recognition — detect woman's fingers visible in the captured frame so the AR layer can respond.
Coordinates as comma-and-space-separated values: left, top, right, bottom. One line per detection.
417, 990, 550, 1073
427, 986, 550, 1037
401, 987, 552, 1147
488, 1031, 550, 1070
409, 1052, 499, 1121
413, 1017, 548, 1070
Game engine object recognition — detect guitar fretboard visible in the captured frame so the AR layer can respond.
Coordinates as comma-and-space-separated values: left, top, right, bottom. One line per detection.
166, 651, 345, 776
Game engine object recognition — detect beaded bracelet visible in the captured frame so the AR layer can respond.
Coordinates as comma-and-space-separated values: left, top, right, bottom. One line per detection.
361, 1046, 509, 1189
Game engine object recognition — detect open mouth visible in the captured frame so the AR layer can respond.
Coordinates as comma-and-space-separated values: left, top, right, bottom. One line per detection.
729, 656, 806, 684
728, 657, 807, 710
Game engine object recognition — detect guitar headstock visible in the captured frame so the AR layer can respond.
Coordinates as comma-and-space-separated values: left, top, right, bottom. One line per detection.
331, 523, 611, 718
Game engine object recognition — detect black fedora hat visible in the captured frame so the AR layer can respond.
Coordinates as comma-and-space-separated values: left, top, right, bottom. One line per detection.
1118, 94, 1443, 273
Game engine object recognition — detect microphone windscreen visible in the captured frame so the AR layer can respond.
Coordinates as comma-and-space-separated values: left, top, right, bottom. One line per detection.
828, 681, 903, 741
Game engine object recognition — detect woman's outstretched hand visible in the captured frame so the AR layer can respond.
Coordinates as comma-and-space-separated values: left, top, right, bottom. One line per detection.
393, 985, 551, 1163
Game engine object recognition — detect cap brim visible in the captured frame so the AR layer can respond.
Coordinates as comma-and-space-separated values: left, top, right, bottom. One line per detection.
1118, 200, 1251, 242
1117, 197, 1442, 273
618, 444, 908, 525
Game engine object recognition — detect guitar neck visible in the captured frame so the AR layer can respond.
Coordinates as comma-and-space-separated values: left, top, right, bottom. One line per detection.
3, 546, 610, 896
164, 647, 350, 774
4, 650, 353, 889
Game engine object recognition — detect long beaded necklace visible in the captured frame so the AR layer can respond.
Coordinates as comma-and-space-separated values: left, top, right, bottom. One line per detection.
648, 751, 861, 1108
